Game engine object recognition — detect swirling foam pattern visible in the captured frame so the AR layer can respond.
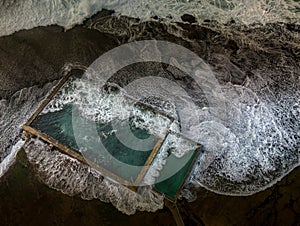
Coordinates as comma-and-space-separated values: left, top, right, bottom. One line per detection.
0, 0, 299, 37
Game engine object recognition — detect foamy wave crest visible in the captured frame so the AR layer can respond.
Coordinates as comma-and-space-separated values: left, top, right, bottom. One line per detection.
0, 139, 25, 177
187, 83, 300, 195
165, 132, 199, 158
1, 0, 299, 37
0, 82, 56, 161
143, 133, 199, 185
24, 138, 164, 215
43, 77, 171, 138
0, 81, 56, 179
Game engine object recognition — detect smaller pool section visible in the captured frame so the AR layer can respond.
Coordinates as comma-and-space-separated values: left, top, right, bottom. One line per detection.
141, 133, 201, 201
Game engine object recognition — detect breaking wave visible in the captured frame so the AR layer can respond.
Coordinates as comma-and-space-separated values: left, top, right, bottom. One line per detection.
42, 77, 172, 139
188, 83, 300, 195
0, 81, 56, 175
24, 138, 164, 215
0, 139, 25, 177
0, 0, 299, 37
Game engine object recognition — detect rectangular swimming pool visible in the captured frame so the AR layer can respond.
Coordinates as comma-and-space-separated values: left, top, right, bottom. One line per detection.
23, 68, 201, 201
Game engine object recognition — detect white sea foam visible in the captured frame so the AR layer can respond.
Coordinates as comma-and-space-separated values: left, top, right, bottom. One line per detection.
0, 81, 56, 160
0, 0, 299, 37
143, 132, 200, 185
187, 83, 300, 195
24, 138, 164, 215
43, 77, 172, 138
0, 139, 24, 177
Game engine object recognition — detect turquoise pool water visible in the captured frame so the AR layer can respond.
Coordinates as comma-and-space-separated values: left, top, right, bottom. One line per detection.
31, 103, 163, 182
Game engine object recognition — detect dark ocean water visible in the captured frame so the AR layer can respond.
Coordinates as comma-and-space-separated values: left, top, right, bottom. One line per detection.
0, 150, 175, 226
1, 146, 300, 225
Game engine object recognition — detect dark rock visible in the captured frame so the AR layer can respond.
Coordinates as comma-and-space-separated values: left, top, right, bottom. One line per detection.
0, 25, 118, 99
286, 23, 300, 33
152, 15, 159, 20
181, 14, 197, 23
